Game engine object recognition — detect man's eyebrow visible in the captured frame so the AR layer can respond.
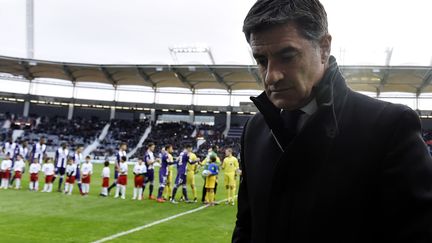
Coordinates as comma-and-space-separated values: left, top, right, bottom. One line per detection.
275, 47, 298, 56
253, 46, 298, 59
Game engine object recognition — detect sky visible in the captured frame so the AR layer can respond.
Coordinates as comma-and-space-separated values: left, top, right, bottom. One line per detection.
0, 0, 432, 66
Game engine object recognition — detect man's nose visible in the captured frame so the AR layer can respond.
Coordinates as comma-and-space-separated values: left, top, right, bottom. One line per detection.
264, 61, 284, 86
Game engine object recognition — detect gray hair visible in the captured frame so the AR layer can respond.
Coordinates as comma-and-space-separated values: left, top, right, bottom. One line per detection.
243, 0, 329, 43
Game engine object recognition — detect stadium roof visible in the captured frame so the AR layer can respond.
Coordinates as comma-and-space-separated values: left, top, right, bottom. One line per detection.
1, 55, 431, 95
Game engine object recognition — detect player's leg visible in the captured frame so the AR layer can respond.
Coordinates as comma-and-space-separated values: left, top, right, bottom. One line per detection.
120, 185, 126, 199
68, 183, 73, 195
148, 170, 155, 199
15, 177, 21, 189
35, 180, 39, 191
224, 173, 229, 202
132, 176, 138, 200
170, 174, 181, 203
108, 170, 118, 193
75, 168, 82, 194
64, 182, 69, 194
201, 181, 207, 203
57, 168, 65, 192
157, 172, 166, 201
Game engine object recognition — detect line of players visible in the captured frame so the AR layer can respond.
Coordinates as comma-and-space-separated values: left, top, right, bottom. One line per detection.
0, 138, 241, 205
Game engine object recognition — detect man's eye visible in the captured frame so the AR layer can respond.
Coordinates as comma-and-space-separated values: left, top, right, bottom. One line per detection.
256, 58, 267, 67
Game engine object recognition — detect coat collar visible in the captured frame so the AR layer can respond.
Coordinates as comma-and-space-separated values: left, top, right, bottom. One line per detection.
250, 56, 349, 150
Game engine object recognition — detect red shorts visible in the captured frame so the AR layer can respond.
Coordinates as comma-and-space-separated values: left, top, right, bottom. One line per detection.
45, 175, 54, 183
2, 170, 10, 179
134, 175, 144, 187
66, 176, 76, 184
0, 171, 3, 178
82, 175, 91, 184
14, 171, 22, 179
102, 177, 109, 187
30, 173, 38, 182
118, 175, 127, 186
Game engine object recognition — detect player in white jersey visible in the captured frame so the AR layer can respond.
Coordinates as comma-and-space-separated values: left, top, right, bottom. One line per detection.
143, 143, 157, 199
72, 145, 84, 194
81, 156, 93, 196
30, 137, 47, 164
100, 161, 110, 197
13, 154, 25, 189
19, 141, 30, 161
108, 142, 128, 194
132, 158, 147, 200
2, 138, 16, 157
64, 158, 77, 195
29, 160, 41, 191
0, 153, 12, 189
41, 158, 55, 192
55, 143, 69, 192
114, 156, 128, 199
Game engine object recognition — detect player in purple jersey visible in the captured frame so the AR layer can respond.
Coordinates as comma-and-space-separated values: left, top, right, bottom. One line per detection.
143, 143, 156, 200
108, 142, 128, 194
54, 142, 69, 192
30, 137, 46, 164
72, 145, 84, 195
170, 144, 192, 204
157, 144, 174, 202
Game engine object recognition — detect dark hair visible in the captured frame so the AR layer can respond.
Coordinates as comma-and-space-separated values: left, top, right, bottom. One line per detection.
147, 142, 155, 148
185, 144, 192, 149
121, 156, 127, 162
104, 161, 110, 166
210, 155, 217, 163
165, 144, 173, 150
85, 155, 91, 159
211, 145, 218, 151
243, 0, 328, 43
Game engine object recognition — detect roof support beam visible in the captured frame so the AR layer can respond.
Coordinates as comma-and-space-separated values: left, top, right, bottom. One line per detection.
172, 68, 193, 90
377, 48, 393, 94
209, 67, 230, 90
416, 68, 432, 97
137, 67, 156, 87
62, 65, 76, 83
100, 66, 117, 87
19, 61, 34, 80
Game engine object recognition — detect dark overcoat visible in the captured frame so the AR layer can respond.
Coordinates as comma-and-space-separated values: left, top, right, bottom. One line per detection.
232, 57, 432, 242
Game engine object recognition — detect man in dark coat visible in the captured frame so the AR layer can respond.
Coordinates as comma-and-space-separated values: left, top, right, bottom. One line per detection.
232, 0, 432, 242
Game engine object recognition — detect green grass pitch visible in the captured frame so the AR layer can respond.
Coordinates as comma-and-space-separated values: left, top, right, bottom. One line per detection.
0, 163, 237, 243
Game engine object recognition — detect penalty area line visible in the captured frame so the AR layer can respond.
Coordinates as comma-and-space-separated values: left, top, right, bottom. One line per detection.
91, 196, 237, 243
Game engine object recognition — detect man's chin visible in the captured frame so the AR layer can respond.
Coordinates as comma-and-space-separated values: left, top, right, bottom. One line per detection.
270, 99, 299, 111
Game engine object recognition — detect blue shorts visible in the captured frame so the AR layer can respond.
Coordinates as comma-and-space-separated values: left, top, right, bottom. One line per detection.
159, 167, 168, 185
114, 170, 119, 179
174, 173, 186, 186
145, 169, 154, 183
55, 167, 66, 176
75, 167, 81, 180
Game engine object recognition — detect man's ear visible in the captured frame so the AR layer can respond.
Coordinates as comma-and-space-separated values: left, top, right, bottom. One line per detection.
320, 34, 332, 64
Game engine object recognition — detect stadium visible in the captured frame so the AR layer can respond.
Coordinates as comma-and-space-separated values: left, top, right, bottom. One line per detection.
1, 0, 432, 242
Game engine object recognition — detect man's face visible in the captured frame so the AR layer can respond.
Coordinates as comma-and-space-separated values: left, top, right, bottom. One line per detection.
225, 149, 231, 157
121, 144, 127, 151
250, 22, 331, 110
167, 146, 173, 153
149, 145, 155, 152
40, 138, 45, 144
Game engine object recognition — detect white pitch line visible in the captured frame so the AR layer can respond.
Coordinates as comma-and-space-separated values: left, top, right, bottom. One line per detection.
91, 196, 237, 243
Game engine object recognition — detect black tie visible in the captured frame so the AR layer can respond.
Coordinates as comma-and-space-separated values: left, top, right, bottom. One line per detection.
280, 109, 304, 144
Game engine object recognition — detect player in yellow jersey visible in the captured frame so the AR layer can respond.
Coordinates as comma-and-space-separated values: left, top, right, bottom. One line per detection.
163, 164, 174, 200
186, 152, 200, 202
222, 148, 239, 205
200, 145, 221, 203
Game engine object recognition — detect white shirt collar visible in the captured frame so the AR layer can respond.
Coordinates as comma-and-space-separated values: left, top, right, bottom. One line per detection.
300, 98, 318, 116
